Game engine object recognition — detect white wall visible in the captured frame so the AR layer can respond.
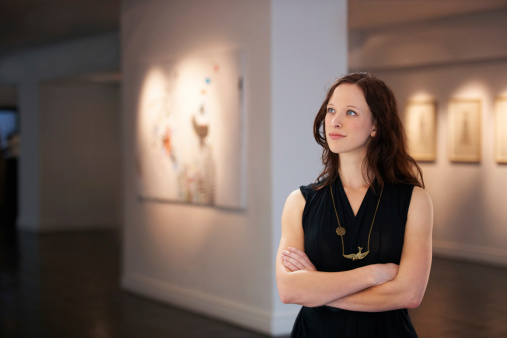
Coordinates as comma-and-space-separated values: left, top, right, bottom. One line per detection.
121, 0, 347, 335
351, 10, 507, 266
0, 32, 120, 231
270, 0, 348, 329
39, 80, 121, 231
377, 62, 507, 266
0, 33, 119, 83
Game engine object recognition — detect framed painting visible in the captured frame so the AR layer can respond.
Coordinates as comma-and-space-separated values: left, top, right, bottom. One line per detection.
404, 100, 437, 162
447, 99, 481, 163
495, 97, 507, 163
135, 49, 246, 209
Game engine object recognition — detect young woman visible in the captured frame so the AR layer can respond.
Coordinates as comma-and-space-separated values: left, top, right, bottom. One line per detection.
276, 73, 433, 337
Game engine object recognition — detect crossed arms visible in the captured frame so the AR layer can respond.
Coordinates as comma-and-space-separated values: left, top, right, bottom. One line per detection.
275, 186, 433, 312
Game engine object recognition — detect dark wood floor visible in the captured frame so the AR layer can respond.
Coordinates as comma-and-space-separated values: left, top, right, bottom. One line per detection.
1, 227, 506, 337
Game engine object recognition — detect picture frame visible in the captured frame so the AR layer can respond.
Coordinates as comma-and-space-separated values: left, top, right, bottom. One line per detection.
447, 99, 481, 163
495, 97, 507, 164
404, 100, 437, 162
135, 49, 246, 210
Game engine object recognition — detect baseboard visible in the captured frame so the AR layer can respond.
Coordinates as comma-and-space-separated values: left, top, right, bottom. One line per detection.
433, 240, 507, 267
122, 273, 297, 336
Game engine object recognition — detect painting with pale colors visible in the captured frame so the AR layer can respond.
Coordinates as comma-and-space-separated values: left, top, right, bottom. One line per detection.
136, 50, 245, 209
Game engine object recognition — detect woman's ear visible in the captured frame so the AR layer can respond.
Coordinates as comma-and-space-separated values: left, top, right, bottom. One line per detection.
371, 127, 376, 137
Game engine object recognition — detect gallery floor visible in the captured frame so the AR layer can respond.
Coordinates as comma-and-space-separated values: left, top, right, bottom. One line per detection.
1, 226, 506, 338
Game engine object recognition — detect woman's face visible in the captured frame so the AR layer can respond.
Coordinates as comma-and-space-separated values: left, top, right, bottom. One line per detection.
325, 83, 376, 156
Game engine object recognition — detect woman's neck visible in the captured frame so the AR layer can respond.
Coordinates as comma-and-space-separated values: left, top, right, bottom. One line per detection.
338, 152, 370, 189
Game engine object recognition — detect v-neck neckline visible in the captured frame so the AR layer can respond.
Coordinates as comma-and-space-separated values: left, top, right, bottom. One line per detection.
334, 174, 372, 221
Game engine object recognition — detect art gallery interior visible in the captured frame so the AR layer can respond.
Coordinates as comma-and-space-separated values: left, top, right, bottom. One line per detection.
1, 0, 507, 337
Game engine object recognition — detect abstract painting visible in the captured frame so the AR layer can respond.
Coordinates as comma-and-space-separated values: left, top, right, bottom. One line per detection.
136, 50, 245, 209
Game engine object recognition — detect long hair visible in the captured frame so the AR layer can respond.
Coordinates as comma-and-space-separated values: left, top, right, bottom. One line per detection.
313, 72, 424, 189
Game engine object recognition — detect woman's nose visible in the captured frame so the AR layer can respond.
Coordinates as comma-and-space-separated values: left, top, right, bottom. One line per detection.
330, 115, 341, 128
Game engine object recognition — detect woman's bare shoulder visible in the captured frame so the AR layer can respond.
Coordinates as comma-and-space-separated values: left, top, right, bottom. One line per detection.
284, 189, 306, 212
411, 186, 432, 208
407, 186, 433, 229
281, 189, 307, 224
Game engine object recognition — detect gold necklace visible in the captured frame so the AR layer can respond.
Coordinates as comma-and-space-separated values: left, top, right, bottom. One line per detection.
330, 184, 384, 261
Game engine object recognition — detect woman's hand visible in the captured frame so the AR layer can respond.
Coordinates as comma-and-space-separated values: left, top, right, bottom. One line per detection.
369, 263, 399, 286
281, 247, 317, 272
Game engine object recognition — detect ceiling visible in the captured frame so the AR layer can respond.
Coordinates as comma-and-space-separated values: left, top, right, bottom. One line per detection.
0, 0, 119, 57
1, 0, 507, 57
348, 0, 507, 30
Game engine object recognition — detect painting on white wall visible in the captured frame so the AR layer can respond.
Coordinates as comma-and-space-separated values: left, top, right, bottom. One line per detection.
135, 49, 246, 209
448, 99, 481, 163
404, 100, 437, 162
495, 97, 507, 164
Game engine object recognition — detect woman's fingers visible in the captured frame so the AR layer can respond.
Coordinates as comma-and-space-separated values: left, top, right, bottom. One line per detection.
281, 247, 316, 271
282, 259, 299, 272
287, 247, 316, 270
282, 250, 306, 270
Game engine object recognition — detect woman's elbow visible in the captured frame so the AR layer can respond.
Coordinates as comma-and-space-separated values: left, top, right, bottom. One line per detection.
277, 282, 296, 304
279, 292, 292, 304
406, 298, 421, 309
278, 287, 320, 307
277, 282, 312, 305
405, 290, 425, 309
276, 276, 290, 304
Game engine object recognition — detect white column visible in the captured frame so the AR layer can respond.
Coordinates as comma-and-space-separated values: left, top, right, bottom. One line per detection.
17, 81, 40, 231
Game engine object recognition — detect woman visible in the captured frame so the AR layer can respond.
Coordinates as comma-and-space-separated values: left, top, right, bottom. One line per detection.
276, 73, 433, 337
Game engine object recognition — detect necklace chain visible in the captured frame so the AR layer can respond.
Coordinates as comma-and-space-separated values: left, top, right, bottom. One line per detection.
330, 184, 384, 261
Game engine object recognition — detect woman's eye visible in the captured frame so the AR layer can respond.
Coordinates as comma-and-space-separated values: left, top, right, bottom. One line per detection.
327, 107, 335, 114
346, 110, 357, 116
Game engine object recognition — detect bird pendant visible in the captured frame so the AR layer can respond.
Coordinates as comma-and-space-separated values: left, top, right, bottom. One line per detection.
343, 247, 369, 261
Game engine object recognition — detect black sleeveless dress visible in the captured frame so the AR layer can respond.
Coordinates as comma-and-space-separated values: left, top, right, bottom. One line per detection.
290, 175, 417, 338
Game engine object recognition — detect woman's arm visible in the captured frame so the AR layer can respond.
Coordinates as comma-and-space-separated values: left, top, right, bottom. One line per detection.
325, 186, 433, 311
276, 189, 398, 308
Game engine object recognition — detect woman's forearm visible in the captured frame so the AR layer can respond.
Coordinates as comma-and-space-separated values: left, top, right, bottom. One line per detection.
325, 277, 421, 312
277, 264, 389, 308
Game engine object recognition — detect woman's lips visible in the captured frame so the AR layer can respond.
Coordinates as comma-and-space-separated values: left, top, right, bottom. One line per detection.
328, 132, 345, 140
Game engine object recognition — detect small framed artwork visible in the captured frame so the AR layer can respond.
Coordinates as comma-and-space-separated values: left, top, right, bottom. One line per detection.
404, 100, 437, 161
448, 99, 481, 163
495, 97, 507, 163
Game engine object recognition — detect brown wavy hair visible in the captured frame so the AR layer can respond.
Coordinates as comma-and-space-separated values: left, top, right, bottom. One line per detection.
313, 72, 424, 189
